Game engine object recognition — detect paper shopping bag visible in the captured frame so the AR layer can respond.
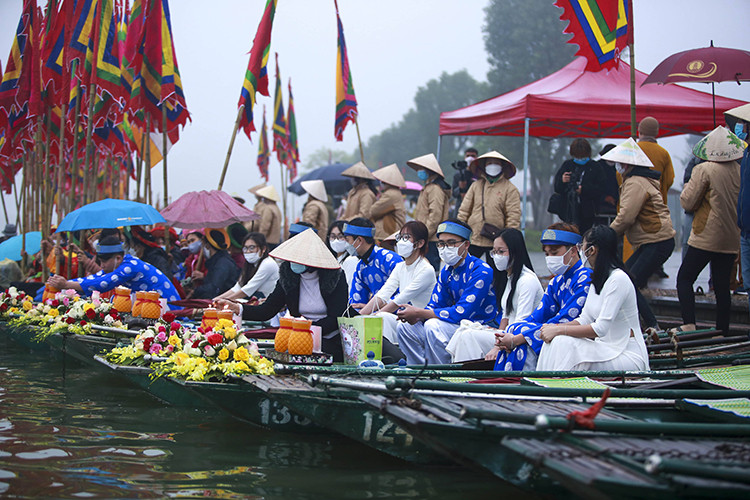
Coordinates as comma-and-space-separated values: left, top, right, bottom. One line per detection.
337, 315, 383, 365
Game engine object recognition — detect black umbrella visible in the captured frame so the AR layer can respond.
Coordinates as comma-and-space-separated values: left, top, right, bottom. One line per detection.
287, 162, 354, 196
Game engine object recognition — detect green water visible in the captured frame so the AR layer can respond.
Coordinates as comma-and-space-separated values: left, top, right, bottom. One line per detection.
0, 339, 522, 499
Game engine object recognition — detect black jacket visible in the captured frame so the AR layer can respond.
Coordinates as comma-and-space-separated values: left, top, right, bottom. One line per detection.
553, 159, 605, 225
141, 246, 173, 280
193, 250, 240, 299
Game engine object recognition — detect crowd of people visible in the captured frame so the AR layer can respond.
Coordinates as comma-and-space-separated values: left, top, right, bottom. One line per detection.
26, 104, 749, 371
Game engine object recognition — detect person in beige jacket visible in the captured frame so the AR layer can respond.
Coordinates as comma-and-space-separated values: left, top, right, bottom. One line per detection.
458, 151, 520, 288
676, 126, 744, 335
341, 162, 377, 220
370, 163, 406, 241
300, 180, 329, 240
245, 185, 282, 247
406, 153, 451, 270
603, 138, 675, 332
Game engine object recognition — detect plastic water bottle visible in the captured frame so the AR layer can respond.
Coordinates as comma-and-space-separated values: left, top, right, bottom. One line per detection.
393, 359, 412, 371
358, 351, 385, 369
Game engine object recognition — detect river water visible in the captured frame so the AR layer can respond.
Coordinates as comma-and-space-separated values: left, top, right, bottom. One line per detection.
0, 339, 527, 499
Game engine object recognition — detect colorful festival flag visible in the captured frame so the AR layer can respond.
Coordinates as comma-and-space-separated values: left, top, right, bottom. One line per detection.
333, 0, 357, 142
556, 0, 629, 71
257, 105, 270, 181
271, 53, 288, 164
237, 0, 277, 140
0, 0, 37, 116
285, 78, 298, 180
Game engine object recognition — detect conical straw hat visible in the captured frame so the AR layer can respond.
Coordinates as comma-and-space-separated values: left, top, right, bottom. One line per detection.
341, 161, 376, 180
601, 138, 654, 168
372, 163, 406, 188
725, 103, 750, 125
269, 228, 340, 269
472, 150, 517, 179
406, 153, 444, 178
255, 185, 280, 202
248, 183, 267, 194
692, 125, 747, 162
301, 180, 328, 202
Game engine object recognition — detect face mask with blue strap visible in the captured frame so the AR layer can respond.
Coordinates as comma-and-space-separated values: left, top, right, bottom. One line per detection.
735, 122, 748, 141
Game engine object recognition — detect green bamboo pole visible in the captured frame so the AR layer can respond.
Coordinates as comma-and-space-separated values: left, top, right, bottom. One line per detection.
646, 457, 750, 484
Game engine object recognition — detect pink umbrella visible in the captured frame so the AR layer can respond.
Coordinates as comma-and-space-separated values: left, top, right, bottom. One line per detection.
161, 190, 259, 229
402, 181, 423, 192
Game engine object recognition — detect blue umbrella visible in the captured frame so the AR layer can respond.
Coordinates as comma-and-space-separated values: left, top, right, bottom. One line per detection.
0, 231, 42, 261
287, 162, 353, 196
56, 198, 165, 233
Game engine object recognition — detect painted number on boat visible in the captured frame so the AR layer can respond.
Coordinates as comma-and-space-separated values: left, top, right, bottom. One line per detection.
362, 411, 413, 447
259, 399, 311, 427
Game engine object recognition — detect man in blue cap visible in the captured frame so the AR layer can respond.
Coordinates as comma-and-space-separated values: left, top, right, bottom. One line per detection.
486, 222, 592, 371
344, 218, 403, 308
396, 219, 497, 365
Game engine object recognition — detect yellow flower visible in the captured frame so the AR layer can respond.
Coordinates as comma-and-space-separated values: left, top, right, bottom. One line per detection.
168, 334, 181, 347
48, 308, 59, 318
217, 318, 234, 329
233, 346, 250, 362
83, 302, 94, 311
22, 300, 32, 311
218, 348, 229, 361
173, 352, 189, 366
223, 327, 237, 340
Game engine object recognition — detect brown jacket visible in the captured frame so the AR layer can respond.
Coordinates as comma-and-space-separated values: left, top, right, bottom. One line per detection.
301, 198, 329, 240
681, 160, 741, 254
414, 181, 450, 242
245, 200, 281, 245
370, 187, 406, 240
458, 176, 521, 247
610, 169, 675, 250
342, 183, 376, 220
638, 140, 675, 203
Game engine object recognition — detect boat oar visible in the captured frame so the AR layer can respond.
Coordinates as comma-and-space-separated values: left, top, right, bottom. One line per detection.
645, 456, 750, 483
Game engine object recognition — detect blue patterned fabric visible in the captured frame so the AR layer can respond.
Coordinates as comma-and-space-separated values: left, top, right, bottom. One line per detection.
428, 253, 497, 324
349, 246, 403, 303
494, 259, 592, 371
78, 256, 181, 302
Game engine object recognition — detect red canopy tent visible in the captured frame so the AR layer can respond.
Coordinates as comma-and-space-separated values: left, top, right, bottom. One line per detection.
439, 56, 747, 139
438, 57, 748, 229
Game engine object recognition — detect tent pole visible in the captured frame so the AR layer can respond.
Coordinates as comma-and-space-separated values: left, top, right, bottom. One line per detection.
436, 135, 443, 163
522, 118, 530, 236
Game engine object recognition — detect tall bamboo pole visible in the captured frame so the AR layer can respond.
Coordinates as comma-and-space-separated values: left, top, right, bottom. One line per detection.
354, 117, 365, 162
0, 192, 8, 225
69, 78, 81, 213
145, 114, 152, 205
162, 105, 168, 207
135, 129, 145, 201
628, 0, 636, 137
41, 110, 52, 281
218, 105, 244, 191
82, 83, 96, 206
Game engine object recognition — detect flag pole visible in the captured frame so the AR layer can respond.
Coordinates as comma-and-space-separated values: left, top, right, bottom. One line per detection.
280, 160, 288, 237
354, 116, 364, 162
162, 105, 169, 206
0, 192, 8, 225
145, 113, 152, 205
82, 83, 96, 206
135, 127, 145, 201
218, 105, 244, 190
69, 74, 82, 212
628, 0, 636, 137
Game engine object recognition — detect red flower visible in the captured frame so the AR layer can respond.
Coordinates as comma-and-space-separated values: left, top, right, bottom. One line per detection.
163, 312, 176, 323
65, 316, 75, 324
85, 308, 96, 319
51, 299, 59, 307
197, 327, 204, 334
170, 321, 181, 332
110, 310, 119, 320
0, 303, 7, 311
80, 320, 87, 326
158, 325, 166, 333
206, 333, 223, 347
143, 337, 153, 351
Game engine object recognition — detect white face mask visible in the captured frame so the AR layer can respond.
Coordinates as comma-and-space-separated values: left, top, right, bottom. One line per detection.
465, 156, 474, 165
545, 246, 574, 275
615, 163, 627, 175
485, 163, 503, 177
203, 247, 211, 259
244, 252, 260, 264
396, 240, 414, 259
345, 240, 359, 257
439, 244, 464, 267
579, 247, 592, 269
330, 239, 347, 254
187, 240, 201, 254
492, 254, 510, 271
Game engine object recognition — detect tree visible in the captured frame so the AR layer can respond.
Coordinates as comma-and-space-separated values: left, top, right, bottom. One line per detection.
303, 147, 359, 172
479, 0, 577, 229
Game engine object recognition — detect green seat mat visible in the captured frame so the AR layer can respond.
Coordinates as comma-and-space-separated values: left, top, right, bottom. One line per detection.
679, 397, 750, 421
696, 366, 750, 390
440, 377, 477, 383
523, 376, 609, 390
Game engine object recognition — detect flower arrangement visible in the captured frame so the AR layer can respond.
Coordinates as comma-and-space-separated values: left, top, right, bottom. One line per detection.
0, 286, 34, 319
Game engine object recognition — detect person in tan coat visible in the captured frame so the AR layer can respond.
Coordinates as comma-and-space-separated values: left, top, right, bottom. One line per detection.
245, 185, 282, 247
406, 153, 451, 270
341, 162, 377, 220
676, 126, 744, 335
300, 180, 329, 240
370, 163, 406, 241
604, 138, 675, 333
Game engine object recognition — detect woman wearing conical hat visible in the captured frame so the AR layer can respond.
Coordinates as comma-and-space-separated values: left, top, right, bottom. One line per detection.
603, 138, 675, 335
216, 229, 348, 361
370, 163, 406, 241
245, 185, 282, 247
300, 180, 329, 240
676, 126, 746, 335
341, 162, 377, 220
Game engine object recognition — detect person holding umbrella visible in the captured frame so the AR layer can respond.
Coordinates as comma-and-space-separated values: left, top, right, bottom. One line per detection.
341, 162, 377, 220
370, 163, 406, 242
301, 180, 329, 240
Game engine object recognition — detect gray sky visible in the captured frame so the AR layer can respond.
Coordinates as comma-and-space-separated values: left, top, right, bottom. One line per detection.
0, 0, 748, 223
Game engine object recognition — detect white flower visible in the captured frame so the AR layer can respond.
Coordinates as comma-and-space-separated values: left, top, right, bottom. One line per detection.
104, 315, 115, 325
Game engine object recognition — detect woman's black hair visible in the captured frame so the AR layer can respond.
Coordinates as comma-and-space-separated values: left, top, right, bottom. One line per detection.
238, 232, 268, 287
583, 225, 628, 294
400, 220, 429, 257
96, 235, 125, 262
495, 228, 533, 315
326, 220, 347, 256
